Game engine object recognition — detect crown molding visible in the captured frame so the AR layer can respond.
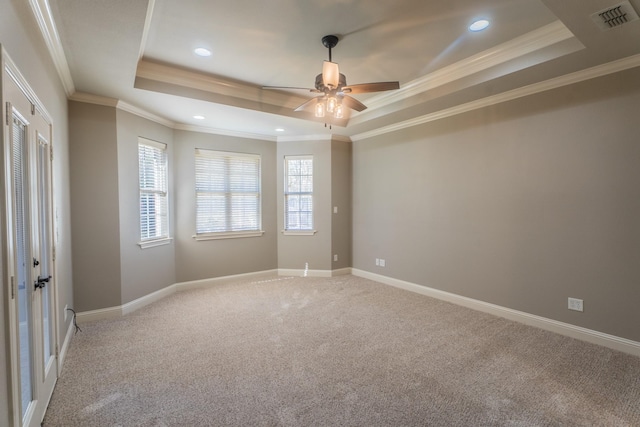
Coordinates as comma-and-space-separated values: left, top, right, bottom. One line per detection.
138, 0, 155, 60
70, 93, 176, 128
69, 91, 278, 141
357, 20, 575, 118
277, 134, 332, 142
28, 0, 75, 96
277, 134, 352, 143
331, 134, 352, 143
136, 59, 309, 109
174, 123, 276, 142
351, 53, 640, 142
117, 100, 176, 127
69, 91, 119, 107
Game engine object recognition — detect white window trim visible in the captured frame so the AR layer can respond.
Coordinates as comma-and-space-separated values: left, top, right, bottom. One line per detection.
284, 154, 314, 232
281, 230, 317, 236
137, 237, 173, 249
194, 148, 263, 238
193, 230, 265, 241
138, 137, 170, 244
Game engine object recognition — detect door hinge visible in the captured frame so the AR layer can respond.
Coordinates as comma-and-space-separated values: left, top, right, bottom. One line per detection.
10, 276, 16, 299
55, 344, 59, 358
52, 246, 56, 261
50, 146, 54, 162
5, 102, 10, 126
31, 103, 35, 115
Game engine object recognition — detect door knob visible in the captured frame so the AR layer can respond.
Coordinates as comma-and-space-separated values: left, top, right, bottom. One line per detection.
34, 275, 51, 290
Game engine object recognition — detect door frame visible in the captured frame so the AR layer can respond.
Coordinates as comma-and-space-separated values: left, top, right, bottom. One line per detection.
2, 46, 60, 427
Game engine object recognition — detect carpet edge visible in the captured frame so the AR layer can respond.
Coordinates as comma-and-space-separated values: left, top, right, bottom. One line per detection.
352, 268, 640, 357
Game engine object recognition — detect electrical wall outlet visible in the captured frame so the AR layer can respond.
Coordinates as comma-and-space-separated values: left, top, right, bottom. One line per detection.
333, 254, 338, 262
375, 258, 380, 266
379, 259, 386, 267
568, 297, 584, 312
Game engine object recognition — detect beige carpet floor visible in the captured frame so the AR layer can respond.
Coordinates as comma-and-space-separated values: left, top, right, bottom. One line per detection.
43, 275, 640, 426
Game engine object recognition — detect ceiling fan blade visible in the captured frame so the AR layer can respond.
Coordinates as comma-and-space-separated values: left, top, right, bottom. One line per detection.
322, 61, 340, 88
341, 95, 367, 112
294, 96, 322, 112
341, 81, 400, 94
262, 86, 321, 93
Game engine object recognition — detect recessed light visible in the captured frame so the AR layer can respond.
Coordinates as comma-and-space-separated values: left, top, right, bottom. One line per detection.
469, 19, 490, 32
194, 47, 211, 57
275, 128, 285, 132
193, 115, 205, 120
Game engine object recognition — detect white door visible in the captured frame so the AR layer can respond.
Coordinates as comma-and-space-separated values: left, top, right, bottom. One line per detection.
4, 65, 58, 427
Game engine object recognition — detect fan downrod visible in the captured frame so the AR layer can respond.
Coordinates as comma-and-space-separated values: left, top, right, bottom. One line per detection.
322, 35, 339, 62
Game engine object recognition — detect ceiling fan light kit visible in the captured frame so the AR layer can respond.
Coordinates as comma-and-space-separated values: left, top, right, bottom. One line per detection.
263, 34, 400, 125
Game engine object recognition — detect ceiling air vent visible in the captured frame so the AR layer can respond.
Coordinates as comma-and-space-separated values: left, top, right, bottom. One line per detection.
591, 1, 639, 30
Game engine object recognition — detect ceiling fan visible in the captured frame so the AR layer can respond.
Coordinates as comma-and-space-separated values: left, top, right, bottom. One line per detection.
263, 35, 400, 121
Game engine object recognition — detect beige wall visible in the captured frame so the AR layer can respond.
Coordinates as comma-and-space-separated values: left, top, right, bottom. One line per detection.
276, 137, 352, 272
116, 109, 176, 303
173, 130, 278, 282
331, 138, 352, 270
1, 0, 74, 423
353, 66, 640, 342
277, 139, 333, 271
69, 102, 121, 311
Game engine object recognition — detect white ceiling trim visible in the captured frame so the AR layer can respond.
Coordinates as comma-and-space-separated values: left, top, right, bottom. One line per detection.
69, 92, 278, 140
138, 0, 155, 61
70, 92, 176, 130
358, 20, 575, 117
277, 134, 333, 142
174, 124, 276, 142
276, 134, 352, 143
351, 53, 640, 142
117, 100, 176, 128
136, 60, 308, 109
69, 91, 119, 107
331, 134, 352, 143
28, 0, 75, 96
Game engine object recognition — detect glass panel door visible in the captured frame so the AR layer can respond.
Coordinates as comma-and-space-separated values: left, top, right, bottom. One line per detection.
36, 133, 55, 370
5, 61, 59, 427
12, 114, 34, 419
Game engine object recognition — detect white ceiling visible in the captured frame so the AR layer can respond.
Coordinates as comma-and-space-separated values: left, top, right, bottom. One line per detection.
40, 0, 640, 140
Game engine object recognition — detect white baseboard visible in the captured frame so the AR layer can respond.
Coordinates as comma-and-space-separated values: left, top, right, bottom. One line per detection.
332, 267, 352, 276
76, 306, 123, 323
278, 268, 352, 277
77, 270, 279, 322
57, 317, 76, 374
175, 269, 279, 291
122, 284, 178, 316
352, 269, 640, 357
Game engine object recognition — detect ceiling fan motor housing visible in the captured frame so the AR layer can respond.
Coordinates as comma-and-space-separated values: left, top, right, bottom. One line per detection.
315, 73, 347, 91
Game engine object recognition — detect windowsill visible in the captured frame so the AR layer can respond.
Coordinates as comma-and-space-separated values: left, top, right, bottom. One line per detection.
137, 237, 173, 249
193, 230, 265, 241
281, 230, 317, 236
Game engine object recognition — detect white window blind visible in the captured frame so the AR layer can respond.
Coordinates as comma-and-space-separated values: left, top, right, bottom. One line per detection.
284, 155, 313, 230
138, 139, 169, 241
195, 149, 262, 236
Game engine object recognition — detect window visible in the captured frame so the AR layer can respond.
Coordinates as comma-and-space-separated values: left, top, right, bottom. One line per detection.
195, 149, 262, 239
138, 138, 169, 247
284, 155, 314, 233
